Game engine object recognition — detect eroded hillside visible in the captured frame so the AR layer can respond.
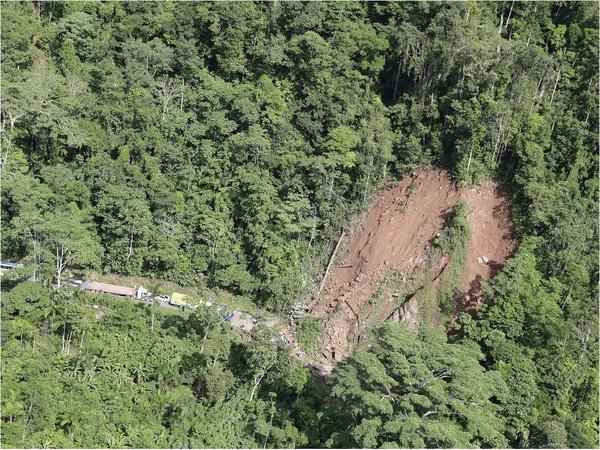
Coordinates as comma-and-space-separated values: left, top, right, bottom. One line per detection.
307, 169, 516, 362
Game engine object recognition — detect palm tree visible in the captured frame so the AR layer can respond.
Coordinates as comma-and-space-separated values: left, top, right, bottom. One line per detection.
42, 302, 61, 333
58, 409, 79, 441
11, 318, 36, 349
104, 432, 127, 448
131, 362, 148, 385
148, 297, 161, 333
40, 438, 55, 449
2, 390, 24, 422
146, 282, 162, 333
82, 354, 99, 383
114, 363, 133, 387
67, 357, 84, 381
75, 310, 94, 353
152, 390, 170, 419
52, 305, 72, 354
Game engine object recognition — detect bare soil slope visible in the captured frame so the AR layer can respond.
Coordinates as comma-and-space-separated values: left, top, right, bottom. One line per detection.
308, 169, 516, 362
458, 182, 517, 314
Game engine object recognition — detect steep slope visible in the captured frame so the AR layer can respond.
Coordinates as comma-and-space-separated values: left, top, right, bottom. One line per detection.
458, 182, 518, 314
308, 169, 516, 362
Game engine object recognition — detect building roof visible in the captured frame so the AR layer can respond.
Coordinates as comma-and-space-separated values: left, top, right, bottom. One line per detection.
84, 281, 135, 297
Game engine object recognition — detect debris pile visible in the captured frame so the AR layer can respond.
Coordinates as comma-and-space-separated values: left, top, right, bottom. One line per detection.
307, 170, 517, 363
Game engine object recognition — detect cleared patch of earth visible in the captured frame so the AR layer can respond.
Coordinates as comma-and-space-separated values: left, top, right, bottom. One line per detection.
306, 169, 516, 363
457, 182, 518, 315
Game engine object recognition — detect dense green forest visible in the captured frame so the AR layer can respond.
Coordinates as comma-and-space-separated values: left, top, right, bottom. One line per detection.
1, 1, 598, 448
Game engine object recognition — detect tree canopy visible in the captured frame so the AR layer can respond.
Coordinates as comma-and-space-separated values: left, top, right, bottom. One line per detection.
1, 1, 597, 448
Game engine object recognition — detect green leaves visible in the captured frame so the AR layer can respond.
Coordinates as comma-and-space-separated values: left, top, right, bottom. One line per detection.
43, 204, 103, 282
297, 317, 324, 353
1, 390, 25, 423
1, 3, 598, 447
332, 322, 509, 448
321, 125, 360, 169
96, 185, 152, 274
2, 0, 399, 311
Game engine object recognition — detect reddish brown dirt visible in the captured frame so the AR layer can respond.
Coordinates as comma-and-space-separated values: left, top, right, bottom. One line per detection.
308, 169, 461, 361
457, 182, 518, 315
308, 169, 516, 363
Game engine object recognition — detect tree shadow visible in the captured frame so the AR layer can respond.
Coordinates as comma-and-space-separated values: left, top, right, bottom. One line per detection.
161, 314, 188, 337
487, 259, 504, 276
426, 206, 455, 247
454, 257, 504, 319
227, 341, 249, 379
491, 193, 516, 238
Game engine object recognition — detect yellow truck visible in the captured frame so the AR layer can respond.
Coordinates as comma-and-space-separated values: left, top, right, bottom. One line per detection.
169, 292, 212, 309
169, 292, 189, 307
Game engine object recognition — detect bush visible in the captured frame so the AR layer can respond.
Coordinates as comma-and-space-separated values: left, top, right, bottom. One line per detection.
297, 317, 324, 353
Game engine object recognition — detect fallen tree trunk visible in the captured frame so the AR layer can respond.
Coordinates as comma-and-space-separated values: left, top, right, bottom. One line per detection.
317, 230, 346, 296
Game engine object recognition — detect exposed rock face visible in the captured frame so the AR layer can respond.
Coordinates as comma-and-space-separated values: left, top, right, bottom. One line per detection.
398, 296, 420, 331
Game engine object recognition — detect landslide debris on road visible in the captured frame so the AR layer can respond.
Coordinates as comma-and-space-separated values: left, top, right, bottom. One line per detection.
307, 169, 516, 363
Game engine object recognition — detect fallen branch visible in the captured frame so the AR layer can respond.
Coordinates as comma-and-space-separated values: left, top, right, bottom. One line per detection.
317, 230, 346, 296
344, 299, 360, 322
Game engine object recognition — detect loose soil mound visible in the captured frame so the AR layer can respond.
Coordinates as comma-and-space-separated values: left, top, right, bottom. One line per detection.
308, 169, 516, 363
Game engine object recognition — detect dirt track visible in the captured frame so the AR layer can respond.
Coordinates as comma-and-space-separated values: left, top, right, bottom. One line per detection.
308, 169, 516, 362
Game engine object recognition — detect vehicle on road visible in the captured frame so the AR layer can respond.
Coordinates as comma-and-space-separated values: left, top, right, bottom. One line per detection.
82, 281, 135, 298
169, 292, 189, 307
0, 261, 23, 274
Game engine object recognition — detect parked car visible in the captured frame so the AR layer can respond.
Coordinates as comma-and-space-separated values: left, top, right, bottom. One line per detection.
223, 311, 234, 322
156, 294, 170, 302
